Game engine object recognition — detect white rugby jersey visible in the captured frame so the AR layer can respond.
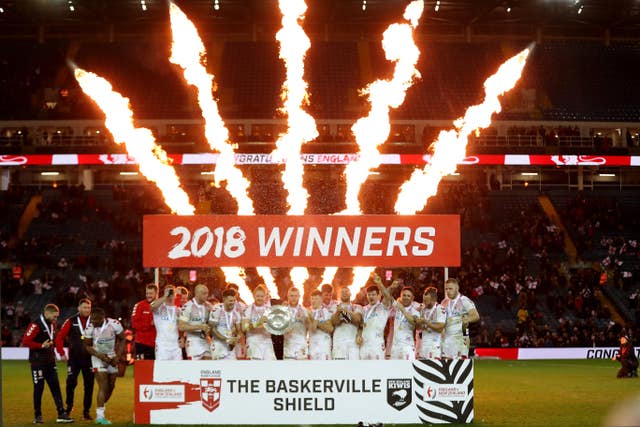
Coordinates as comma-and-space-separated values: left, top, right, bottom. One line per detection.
308, 307, 332, 352
391, 301, 420, 347
179, 299, 213, 339
420, 303, 447, 340
85, 318, 123, 356
441, 294, 476, 336
153, 303, 179, 345
209, 303, 242, 338
243, 304, 271, 343
361, 302, 390, 346
332, 303, 363, 344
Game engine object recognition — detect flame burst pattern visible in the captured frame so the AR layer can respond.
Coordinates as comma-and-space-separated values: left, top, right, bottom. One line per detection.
340, 0, 424, 294
394, 48, 531, 215
73, 68, 194, 216
75, 0, 530, 302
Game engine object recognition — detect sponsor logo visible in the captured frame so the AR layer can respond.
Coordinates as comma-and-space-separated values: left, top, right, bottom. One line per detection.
0, 155, 28, 165
422, 382, 468, 401
138, 385, 185, 402
550, 155, 606, 166
200, 370, 222, 412
459, 156, 480, 165
98, 154, 137, 164
386, 378, 412, 411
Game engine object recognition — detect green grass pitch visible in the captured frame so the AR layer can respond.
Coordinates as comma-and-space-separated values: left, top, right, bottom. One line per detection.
1, 359, 637, 427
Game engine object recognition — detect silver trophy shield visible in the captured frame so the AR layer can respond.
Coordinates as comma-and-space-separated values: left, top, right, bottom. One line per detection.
263, 305, 294, 335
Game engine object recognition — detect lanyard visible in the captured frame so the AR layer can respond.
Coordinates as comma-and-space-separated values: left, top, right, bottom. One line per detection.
447, 294, 462, 318
423, 304, 437, 323
221, 308, 234, 330
76, 316, 90, 336
40, 315, 54, 340
165, 305, 176, 323
313, 308, 325, 321
192, 299, 205, 321
364, 302, 380, 323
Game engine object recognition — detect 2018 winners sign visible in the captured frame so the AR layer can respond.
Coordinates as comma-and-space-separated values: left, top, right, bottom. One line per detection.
134, 360, 474, 424
143, 215, 460, 267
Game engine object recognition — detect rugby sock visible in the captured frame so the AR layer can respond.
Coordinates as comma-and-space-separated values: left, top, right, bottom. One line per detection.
96, 407, 105, 419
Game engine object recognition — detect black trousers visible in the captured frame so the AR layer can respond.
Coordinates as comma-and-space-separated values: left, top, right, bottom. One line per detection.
617, 359, 639, 378
31, 363, 65, 418
135, 342, 155, 360
65, 360, 94, 412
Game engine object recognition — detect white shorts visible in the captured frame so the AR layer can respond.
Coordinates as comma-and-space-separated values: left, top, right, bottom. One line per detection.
155, 344, 183, 361
332, 342, 360, 360
360, 342, 385, 360
442, 335, 469, 359
211, 340, 237, 360
283, 341, 308, 360
418, 339, 442, 359
390, 344, 416, 360
91, 356, 118, 374
186, 337, 211, 360
246, 339, 276, 360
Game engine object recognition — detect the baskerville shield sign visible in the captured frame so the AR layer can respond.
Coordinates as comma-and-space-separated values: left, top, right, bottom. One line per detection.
200, 370, 222, 412
387, 378, 412, 411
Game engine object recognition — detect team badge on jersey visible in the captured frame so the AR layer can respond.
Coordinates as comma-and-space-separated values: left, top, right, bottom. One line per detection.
386, 378, 412, 411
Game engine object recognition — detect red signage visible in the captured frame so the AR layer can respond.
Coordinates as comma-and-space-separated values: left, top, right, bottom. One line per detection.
143, 215, 460, 267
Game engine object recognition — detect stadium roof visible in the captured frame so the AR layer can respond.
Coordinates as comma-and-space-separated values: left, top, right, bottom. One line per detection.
1, 1, 639, 40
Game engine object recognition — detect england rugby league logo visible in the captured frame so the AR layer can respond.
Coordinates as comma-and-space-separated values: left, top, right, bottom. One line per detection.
200, 373, 222, 412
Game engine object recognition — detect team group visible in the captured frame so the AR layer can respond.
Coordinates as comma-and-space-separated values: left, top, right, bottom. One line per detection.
132, 274, 480, 362
22, 274, 479, 424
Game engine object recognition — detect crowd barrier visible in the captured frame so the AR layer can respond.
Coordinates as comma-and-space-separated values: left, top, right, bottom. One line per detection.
474, 346, 638, 360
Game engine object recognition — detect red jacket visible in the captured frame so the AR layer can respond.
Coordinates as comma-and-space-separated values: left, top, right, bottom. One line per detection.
131, 299, 156, 347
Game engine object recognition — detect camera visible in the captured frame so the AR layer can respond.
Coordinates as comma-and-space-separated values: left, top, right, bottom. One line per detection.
168, 289, 174, 296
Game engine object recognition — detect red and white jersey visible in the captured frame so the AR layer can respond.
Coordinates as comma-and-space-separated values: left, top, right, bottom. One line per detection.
361, 302, 390, 347
153, 303, 179, 346
333, 302, 363, 345
283, 304, 309, 345
420, 303, 447, 341
209, 303, 242, 339
391, 301, 420, 347
179, 299, 213, 339
243, 304, 271, 343
441, 294, 475, 337
308, 307, 332, 353
85, 318, 123, 356
322, 300, 339, 314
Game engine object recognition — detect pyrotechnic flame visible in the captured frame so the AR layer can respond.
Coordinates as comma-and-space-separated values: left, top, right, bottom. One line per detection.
73, 68, 194, 215
321, 267, 338, 286
351, 267, 376, 296
338, 1, 423, 294
256, 267, 279, 298
289, 266, 309, 291
220, 267, 254, 304
341, 0, 423, 215
272, 0, 318, 216
168, 2, 254, 215
394, 47, 531, 214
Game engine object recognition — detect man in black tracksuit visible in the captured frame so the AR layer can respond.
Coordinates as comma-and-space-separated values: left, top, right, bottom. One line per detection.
614, 333, 639, 378
22, 304, 74, 424
55, 299, 94, 419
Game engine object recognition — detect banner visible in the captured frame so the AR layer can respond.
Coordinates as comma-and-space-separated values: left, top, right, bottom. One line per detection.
134, 360, 474, 424
143, 215, 460, 267
475, 347, 640, 360
2, 153, 640, 166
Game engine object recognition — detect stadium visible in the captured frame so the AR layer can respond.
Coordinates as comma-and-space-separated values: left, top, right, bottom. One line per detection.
1, 0, 640, 426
